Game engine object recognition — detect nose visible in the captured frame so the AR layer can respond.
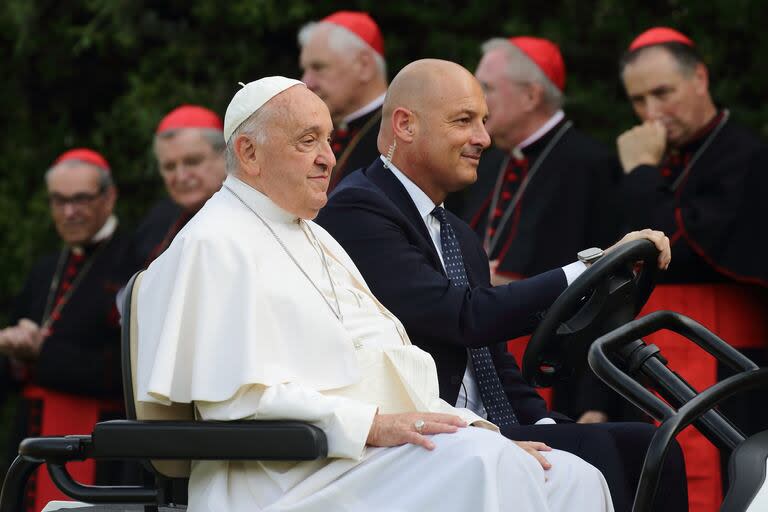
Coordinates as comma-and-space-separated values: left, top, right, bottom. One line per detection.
62, 203, 78, 218
175, 165, 192, 182
473, 122, 492, 149
318, 139, 337, 169
644, 97, 664, 121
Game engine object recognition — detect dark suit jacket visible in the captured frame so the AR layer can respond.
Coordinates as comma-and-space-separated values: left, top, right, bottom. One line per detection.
316, 158, 568, 424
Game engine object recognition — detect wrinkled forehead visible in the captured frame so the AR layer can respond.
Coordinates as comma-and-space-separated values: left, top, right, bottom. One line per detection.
272, 87, 334, 134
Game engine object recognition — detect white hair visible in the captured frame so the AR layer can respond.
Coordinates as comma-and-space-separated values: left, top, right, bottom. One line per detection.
298, 21, 387, 78
153, 127, 225, 158
45, 160, 113, 190
224, 105, 274, 174
481, 38, 564, 111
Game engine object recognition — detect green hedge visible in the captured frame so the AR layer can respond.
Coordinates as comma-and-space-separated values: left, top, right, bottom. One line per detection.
2, 0, 766, 314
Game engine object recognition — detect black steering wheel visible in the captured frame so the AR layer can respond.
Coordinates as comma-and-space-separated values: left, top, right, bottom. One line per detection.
522, 239, 660, 388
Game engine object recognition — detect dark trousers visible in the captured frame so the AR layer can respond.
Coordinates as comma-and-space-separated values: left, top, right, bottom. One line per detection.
501, 422, 688, 512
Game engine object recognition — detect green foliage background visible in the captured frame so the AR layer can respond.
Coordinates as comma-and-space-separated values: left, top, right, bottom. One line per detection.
1, 0, 766, 314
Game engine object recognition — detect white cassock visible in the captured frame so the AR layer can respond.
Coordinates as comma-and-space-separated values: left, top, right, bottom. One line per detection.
137, 174, 614, 512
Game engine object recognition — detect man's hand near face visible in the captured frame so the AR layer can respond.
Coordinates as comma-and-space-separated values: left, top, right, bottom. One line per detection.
617, 120, 667, 173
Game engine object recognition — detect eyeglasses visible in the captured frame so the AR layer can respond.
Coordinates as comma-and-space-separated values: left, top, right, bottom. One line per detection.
48, 191, 105, 209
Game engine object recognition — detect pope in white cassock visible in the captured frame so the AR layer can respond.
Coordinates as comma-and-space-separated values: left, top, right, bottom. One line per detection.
135, 75, 614, 511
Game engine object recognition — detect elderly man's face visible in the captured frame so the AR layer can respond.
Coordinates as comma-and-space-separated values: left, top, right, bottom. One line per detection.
155, 129, 226, 211
300, 26, 362, 123
412, 73, 491, 198
254, 87, 336, 219
47, 163, 116, 245
622, 47, 711, 147
475, 48, 532, 151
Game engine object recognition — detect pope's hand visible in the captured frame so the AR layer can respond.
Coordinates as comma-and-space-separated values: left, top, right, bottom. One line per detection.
605, 228, 671, 270
514, 440, 553, 470
617, 121, 667, 173
366, 412, 467, 450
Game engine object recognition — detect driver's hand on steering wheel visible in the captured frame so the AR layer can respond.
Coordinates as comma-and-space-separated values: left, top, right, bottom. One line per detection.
605, 229, 671, 270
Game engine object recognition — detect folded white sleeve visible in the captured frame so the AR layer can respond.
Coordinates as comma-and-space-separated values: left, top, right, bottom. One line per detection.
195, 382, 378, 460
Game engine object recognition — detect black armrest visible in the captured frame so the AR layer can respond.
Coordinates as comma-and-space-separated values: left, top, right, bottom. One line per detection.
19, 420, 327, 463
7, 420, 328, 508
91, 420, 328, 460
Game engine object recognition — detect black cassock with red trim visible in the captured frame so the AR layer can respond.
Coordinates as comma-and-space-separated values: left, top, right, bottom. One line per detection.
460, 118, 621, 279
0, 230, 136, 510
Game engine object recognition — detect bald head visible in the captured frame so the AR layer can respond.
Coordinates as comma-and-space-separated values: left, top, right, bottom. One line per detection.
379, 59, 480, 145
379, 59, 490, 204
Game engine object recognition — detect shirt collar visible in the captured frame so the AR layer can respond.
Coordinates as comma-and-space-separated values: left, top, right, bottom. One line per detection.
224, 174, 298, 225
70, 214, 118, 254
380, 156, 441, 219
341, 93, 387, 128
91, 214, 118, 243
516, 110, 565, 152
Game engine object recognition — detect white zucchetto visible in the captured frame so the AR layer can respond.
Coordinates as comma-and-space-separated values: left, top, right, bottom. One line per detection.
223, 76, 305, 142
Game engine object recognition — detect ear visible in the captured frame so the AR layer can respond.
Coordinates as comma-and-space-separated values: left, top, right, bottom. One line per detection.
356, 50, 377, 83
235, 134, 261, 177
692, 63, 710, 95
391, 107, 416, 143
525, 82, 545, 112
104, 186, 117, 212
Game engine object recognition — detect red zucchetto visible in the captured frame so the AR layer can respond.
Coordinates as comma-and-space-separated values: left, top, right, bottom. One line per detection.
509, 36, 566, 92
54, 148, 111, 172
322, 11, 384, 57
628, 27, 694, 51
156, 105, 224, 134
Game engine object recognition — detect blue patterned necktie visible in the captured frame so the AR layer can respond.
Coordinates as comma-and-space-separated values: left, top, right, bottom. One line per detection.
431, 206, 519, 427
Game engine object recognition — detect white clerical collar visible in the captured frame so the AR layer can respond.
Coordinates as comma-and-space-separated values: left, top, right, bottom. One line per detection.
70, 214, 118, 255
515, 110, 565, 155
381, 156, 442, 218
225, 174, 298, 224
91, 214, 118, 243
340, 93, 386, 129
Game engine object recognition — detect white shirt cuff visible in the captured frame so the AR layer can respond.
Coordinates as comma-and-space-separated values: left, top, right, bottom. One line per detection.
562, 261, 588, 286
534, 417, 557, 425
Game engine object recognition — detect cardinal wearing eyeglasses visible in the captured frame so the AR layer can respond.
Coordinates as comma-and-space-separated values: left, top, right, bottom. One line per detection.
0, 148, 135, 511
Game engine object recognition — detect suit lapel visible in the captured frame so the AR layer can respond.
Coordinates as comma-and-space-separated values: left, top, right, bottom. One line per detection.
366, 160, 445, 273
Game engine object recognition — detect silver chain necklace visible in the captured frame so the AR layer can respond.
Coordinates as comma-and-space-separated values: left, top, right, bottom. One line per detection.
223, 184, 343, 322
483, 120, 573, 255
668, 109, 730, 192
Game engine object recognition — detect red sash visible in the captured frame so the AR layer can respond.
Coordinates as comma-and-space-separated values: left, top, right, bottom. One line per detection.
506, 336, 554, 409
639, 283, 768, 512
22, 386, 122, 512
